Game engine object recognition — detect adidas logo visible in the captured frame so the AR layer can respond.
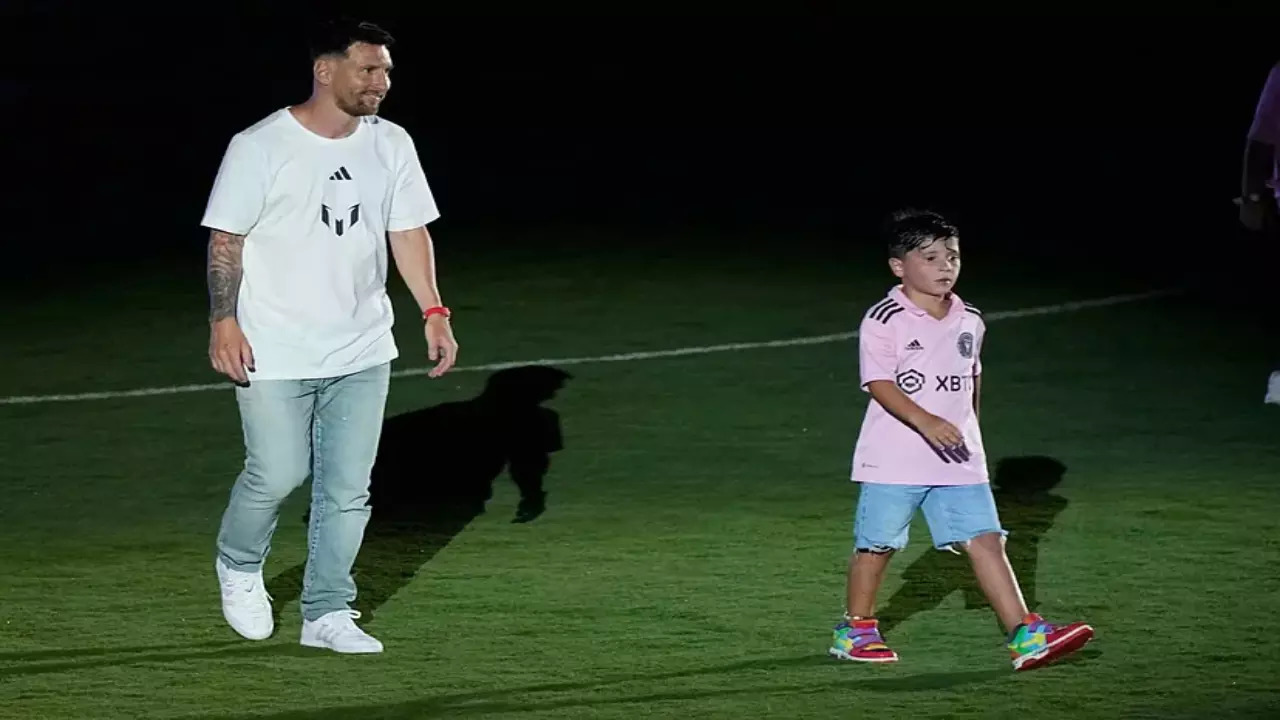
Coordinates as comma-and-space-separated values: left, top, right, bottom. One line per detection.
905, 339, 924, 351
329, 166, 352, 181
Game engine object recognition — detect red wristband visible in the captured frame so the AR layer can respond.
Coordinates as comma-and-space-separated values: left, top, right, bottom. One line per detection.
423, 306, 451, 320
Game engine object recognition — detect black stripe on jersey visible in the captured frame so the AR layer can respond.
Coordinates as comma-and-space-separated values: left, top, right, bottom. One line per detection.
870, 300, 902, 323
868, 297, 895, 318
964, 302, 982, 316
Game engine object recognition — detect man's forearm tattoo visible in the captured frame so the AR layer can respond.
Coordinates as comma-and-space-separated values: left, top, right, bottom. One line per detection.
207, 230, 245, 322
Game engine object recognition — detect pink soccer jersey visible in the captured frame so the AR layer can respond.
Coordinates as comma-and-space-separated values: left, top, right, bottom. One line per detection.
1249, 61, 1280, 197
850, 285, 988, 486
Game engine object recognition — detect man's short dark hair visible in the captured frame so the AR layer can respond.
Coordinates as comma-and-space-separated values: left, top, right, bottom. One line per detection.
882, 208, 959, 259
308, 17, 395, 61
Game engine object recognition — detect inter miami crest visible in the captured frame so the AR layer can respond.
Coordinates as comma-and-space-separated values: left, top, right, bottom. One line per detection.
957, 331, 974, 359
320, 166, 361, 237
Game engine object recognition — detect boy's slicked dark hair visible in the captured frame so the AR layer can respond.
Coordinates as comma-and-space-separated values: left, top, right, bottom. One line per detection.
308, 17, 395, 61
882, 208, 959, 259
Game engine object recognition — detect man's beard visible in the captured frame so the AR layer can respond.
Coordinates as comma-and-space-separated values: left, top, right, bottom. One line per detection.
337, 92, 383, 117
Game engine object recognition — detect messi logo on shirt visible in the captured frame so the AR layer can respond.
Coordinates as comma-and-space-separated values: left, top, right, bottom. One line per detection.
320, 165, 361, 237
320, 203, 361, 237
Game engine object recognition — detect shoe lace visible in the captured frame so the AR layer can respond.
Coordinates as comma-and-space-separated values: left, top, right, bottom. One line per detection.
221, 571, 273, 606
1010, 617, 1056, 646
839, 622, 886, 645
316, 610, 365, 640
1027, 618, 1056, 634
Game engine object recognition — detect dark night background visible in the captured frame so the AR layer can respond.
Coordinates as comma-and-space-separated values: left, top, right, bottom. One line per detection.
6, 6, 1278, 285
4, 9, 1280, 715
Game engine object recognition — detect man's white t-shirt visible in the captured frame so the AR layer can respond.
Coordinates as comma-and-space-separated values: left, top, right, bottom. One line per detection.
201, 108, 440, 381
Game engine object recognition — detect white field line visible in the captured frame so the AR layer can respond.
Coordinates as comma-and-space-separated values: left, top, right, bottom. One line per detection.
0, 288, 1181, 406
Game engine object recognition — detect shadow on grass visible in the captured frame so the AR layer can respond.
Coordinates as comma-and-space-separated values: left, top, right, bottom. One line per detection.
174, 656, 1011, 719
0, 640, 245, 663
267, 365, 571, 626
0, 640, 320, 679
878, 455, 1071, 636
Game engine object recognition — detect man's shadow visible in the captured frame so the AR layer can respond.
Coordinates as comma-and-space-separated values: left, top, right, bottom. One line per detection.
878, 455, 1069, 636
267, 365, 571, 624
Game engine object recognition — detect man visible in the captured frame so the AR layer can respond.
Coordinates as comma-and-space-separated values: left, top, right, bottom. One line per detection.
201, 17, 459, 653
1239, 59, 1280, 405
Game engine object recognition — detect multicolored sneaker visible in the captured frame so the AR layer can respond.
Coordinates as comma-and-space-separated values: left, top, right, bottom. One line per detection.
829, 617, 899, 663
1007, 613, 1094, 671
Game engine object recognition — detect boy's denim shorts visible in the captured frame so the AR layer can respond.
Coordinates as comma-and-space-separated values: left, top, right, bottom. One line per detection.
854, 481, 1007, 553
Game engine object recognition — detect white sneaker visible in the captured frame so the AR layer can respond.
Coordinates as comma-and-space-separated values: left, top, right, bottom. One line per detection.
215, 558, 274, 640
300, 610, 384, 654
1266, 371, 1280, 406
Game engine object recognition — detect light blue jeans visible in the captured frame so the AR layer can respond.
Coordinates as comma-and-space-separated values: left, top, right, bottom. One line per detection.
216, 362, 390, 621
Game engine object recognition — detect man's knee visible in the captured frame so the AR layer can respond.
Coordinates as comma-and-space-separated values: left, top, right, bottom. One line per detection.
321, 485, 372, 512
234, 380, 315, 503
314, 458, 374, 511
241, 452, 310, 503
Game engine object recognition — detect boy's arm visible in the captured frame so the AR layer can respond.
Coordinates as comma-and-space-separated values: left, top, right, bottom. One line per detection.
866, 381, 964, 451
859, 313, 963, 450
866, 379, 935, 430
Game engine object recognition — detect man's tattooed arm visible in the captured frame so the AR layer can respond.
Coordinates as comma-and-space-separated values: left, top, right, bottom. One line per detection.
207, 230, 246, 322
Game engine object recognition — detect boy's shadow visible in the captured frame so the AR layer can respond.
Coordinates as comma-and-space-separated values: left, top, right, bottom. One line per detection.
878, 455, 1069, 636
267, 365, 572, 624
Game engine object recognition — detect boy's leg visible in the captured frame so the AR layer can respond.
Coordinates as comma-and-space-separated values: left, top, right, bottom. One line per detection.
846, 483, 920, 616
921, 483, 1094, 671
831, 483, 924, 663
215, 378, 317, 641
299, 362, 391, 654
920, 484, 1025, 627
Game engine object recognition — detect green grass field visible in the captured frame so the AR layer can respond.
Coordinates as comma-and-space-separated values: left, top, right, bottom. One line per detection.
1, 227, 1277, 719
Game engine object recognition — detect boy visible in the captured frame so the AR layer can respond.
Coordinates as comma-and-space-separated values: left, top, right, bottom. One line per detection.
829, 209, 1094, 672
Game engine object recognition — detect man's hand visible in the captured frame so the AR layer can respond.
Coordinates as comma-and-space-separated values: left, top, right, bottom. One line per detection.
209, 318, 255, 384
424, 315, 458, 378
1238, 194, 1278, 233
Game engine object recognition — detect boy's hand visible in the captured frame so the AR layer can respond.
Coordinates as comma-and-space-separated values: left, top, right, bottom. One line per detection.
865, 380, 971, 461
915, 413, 965, 452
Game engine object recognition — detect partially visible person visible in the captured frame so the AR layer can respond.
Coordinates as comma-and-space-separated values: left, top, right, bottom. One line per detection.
1238, 60, 1280, 405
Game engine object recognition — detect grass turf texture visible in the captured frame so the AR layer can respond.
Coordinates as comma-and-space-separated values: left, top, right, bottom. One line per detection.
1, 228, 1277, 719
